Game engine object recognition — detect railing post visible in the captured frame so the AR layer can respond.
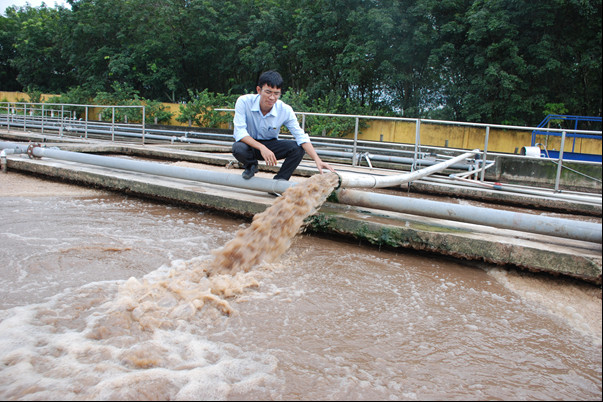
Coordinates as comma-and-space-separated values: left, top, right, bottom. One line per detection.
352, 117, 359, 166
142, 105, 146, 145
7, 103, 10, 131
85, 106, 89, 139
555, 131, 566, 192
480, 126, 490, 182
60, 105, 64, 137
41, 104, 45, 134
412, 119, 421, 172
23, 103, 27, 131
111, 106, 115, 141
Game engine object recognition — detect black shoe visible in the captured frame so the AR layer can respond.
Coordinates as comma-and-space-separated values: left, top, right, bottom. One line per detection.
242, 164, 258, 180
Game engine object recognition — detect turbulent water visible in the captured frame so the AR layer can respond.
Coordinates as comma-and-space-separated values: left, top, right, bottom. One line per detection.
0, 172, 601, 400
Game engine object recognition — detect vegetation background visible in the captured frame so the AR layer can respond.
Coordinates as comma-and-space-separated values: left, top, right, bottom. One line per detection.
1, 0, 601, 133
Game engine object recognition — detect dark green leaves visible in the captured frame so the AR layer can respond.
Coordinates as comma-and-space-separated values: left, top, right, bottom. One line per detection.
1, 0, 601, 125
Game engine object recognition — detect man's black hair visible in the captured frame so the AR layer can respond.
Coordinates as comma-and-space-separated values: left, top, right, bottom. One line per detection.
258, 70, 283, 89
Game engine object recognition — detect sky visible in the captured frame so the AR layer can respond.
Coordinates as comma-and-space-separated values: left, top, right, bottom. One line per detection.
1, 0, 70, 15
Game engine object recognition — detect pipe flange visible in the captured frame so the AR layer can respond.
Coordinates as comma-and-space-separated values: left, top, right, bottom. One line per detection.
334, 172, 343, 189
26, 143, 41, 159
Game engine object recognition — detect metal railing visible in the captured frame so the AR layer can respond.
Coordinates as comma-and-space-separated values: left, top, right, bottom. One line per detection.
2, 102, 601, 192
217, 107, 602, 188
0, 102, 146, 143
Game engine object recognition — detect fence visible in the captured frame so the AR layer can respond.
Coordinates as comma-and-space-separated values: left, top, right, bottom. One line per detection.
2, 101, 601, 191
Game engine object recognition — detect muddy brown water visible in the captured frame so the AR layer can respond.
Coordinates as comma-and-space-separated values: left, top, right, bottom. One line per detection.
0, 171, 601, 400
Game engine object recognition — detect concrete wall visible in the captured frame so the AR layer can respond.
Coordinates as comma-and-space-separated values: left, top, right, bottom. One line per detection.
352, 118, 601, 156
486, 155, 602, 192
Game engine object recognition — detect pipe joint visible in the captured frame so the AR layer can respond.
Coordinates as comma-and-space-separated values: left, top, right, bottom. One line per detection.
26, 143, 41, 159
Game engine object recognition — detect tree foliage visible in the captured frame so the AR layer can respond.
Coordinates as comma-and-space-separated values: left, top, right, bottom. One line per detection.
1, 0, 600, 127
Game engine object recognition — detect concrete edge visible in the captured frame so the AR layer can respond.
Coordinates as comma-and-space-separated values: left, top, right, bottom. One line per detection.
304, 211, 602, 284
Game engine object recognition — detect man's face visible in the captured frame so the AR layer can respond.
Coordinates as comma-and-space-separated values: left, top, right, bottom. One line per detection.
257, 84, 281, 112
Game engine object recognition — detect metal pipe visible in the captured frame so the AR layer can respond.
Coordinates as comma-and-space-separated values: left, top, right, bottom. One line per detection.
0, 142, 30, 152
337, 149, 480, 188
316, 149, 476, 170
352, 117, 359, 166
1, 149, 13, 172
41, 104, 45, 135
111, 106, 115, 141
446, 176, 602, 205
413, 119, 421, 172
142, 105, 146, 145
0, 141, 479, 191
60, 105, 64, 137
5, 118, 471, 171
334, 188, 602, 244
27, 145, 294, 195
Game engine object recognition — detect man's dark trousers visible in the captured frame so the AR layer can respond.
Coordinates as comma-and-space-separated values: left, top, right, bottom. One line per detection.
232, 139, 305, 181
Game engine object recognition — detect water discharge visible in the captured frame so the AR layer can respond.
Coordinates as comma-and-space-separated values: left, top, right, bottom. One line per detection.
0, 171, 601, 400
210, 173, 339, 274
112, 173, 339, 326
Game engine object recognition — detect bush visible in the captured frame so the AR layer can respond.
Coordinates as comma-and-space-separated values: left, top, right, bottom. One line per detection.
176, 89, 237, 128
45, 86, 94, 116
94, 82, 142, 123
282, 90, 372, 137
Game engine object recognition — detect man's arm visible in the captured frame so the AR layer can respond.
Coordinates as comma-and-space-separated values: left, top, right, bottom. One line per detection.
301, 142, 335, 174
281, 103, 335, 173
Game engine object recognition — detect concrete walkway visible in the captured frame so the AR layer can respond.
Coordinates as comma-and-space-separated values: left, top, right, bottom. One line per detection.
2, 131, 601, 284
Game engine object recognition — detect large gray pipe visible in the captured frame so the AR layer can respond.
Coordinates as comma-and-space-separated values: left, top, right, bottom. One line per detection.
2, 142, 600, 243
334, 188, 601, 244
0, 142, 478, 192
1, 143, 294, 195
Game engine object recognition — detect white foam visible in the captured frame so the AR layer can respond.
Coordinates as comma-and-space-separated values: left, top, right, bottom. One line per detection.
0, 272, 277, 400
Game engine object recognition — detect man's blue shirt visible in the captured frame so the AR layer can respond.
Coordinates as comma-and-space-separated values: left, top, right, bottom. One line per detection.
233, 94, 310, 146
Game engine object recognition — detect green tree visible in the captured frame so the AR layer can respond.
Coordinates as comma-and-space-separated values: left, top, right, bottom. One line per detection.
1, 0, 600, 124
7, 4, 72, 92
431, 0, 602, 125
282, 90, 372, 138
0, 10, 20, 90
144, 99, 173, 125
25, 86, 43, 103
379, 0, 453, 118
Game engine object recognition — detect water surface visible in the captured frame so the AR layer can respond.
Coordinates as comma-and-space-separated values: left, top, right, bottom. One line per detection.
0, 175, 600, 400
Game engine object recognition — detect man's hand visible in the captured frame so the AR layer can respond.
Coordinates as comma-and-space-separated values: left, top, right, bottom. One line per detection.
260, 146, 278, 166
301, 142, 336, 174
316, 160, 336, 174
241, 136, 278, 166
